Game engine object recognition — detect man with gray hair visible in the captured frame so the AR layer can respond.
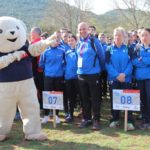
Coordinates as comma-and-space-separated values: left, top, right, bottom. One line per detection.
30, 27, 42, 42
30, 27, 44, 116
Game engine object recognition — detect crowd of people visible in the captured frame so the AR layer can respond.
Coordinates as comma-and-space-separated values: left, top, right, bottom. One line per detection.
17, 22, 150, 131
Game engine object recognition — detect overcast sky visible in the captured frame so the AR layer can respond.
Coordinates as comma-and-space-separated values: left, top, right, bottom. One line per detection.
57, 0, 146, 15
91, 0, 116, 14
92, 0, 146, 14
58, 0, 126, 15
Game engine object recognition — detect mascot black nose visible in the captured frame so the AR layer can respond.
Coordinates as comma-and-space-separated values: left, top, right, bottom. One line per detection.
10, 31, 15, 35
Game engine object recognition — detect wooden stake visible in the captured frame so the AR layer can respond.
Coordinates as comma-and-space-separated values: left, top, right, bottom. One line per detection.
53, 109, 56, 128
124, 110, 128, 132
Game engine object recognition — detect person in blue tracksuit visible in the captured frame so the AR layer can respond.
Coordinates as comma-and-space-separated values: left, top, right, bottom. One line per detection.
39, 33, 65, 124
64, 35, 79, 122
132, 28, 150, 130
60, 31, 71, 118
98, 33, 108, 97
98, 33, 108, 53
61, 32, 70, 52
77, 22, 105, 130
106, 27, 135, 130
127, 31, 139, 90
128, 32, 137, 50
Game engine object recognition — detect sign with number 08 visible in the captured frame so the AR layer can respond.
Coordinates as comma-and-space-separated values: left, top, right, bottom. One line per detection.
43, 91, 64, 110
113, 90, 140, 111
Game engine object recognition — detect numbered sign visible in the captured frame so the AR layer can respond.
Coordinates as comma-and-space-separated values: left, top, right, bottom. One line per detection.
113, 90, 140, 111
43, 91, 64, 110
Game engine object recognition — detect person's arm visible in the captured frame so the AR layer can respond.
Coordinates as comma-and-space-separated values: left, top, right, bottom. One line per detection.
132, 57, 147, 68
38, 52, 45, 70
141, 56, 150, 65
131, 47, 147, 68
106, 62, 119, 80
123, 59, 133, 77
28, 38, 59, 57
94, 38, 105, 70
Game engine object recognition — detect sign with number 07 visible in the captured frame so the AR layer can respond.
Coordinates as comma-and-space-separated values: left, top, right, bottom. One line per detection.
43, 91, 64, 110
113, 90, 140, 111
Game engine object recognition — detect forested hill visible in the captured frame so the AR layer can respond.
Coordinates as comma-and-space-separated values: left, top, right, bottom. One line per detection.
0, 0, 50, 27
0, 0, 149, 33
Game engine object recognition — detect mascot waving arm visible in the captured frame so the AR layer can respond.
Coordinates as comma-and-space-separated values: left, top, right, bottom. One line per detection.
28, 37, 56, 57
0, 16, 55, 142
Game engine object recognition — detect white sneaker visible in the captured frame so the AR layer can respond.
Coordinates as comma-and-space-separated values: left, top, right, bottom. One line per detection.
41, 116, 49, 124
127, 123, 135, 131
109, 121, 119, 128
56, 115, 61, 124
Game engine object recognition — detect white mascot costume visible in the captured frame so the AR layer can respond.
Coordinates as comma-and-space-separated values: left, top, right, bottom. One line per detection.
0, 16, 53, 141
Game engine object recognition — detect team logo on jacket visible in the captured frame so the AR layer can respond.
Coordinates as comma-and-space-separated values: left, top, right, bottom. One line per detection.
123, 49, 126, 53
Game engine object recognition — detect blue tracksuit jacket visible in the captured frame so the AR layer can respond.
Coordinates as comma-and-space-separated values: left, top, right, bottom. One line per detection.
64, 48, 77, 80
39, 45, 65, 77
105, 43, 133, 82
76, 36, 105, 75
132, 44, 150, 80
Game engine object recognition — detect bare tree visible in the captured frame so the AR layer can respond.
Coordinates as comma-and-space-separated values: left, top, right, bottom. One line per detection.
144, 0, 150, 7
113, 0, 149, 29
74, 0, 92, 22
53, 0, 92, 33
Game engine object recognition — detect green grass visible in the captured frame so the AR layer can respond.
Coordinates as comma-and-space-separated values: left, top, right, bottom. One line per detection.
0, 100, 150, 150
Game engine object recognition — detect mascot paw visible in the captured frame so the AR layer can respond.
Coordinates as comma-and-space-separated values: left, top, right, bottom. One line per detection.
25, 132, 48, 141
0, 135, 7, 142
45, 39, 58, 47
13, 50, 27, 61
45, 33, 60, 47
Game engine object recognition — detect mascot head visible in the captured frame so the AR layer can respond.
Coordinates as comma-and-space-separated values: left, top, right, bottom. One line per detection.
0, 16, 27, 53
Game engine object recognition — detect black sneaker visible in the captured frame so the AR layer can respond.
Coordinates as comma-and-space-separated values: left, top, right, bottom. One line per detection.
65, 117, 73, 123
92, 120, 100, 130
78, 120, 92, 128
136, 114, 143, 120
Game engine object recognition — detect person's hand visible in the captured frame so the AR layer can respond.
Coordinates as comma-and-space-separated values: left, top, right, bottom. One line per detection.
51, 40, 60, 47
117, 73, 125, 82
45, 38, 60, 47
138, 57, 142, 61
136, 43, 141, 50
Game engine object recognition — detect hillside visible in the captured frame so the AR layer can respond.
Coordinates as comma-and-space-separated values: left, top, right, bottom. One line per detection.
0, 0, 49, 27
98, 9, 150, 32
0, 0, 149, 33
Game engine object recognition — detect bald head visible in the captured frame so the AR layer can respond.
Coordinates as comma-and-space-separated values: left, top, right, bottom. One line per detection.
78, 22, 89, 29
78, 22, 89, 38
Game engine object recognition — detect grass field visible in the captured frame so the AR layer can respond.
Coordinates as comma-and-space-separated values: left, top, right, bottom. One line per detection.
0, 100, 150, 150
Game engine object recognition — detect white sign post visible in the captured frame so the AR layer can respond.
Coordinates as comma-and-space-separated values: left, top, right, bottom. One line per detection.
43, 91, 64, 128
113, 89, 140, 131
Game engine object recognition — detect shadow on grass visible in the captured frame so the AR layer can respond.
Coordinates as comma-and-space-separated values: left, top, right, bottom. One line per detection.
42, 103, 150, 137
42, 120, 95, 134
41, 115, 150, 141
1, 100, 149, 150
0, 139, 116, 150
99, 116, 150, 137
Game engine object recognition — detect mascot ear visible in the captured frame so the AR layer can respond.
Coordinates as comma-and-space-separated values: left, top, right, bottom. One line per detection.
18, 19, 27, 32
